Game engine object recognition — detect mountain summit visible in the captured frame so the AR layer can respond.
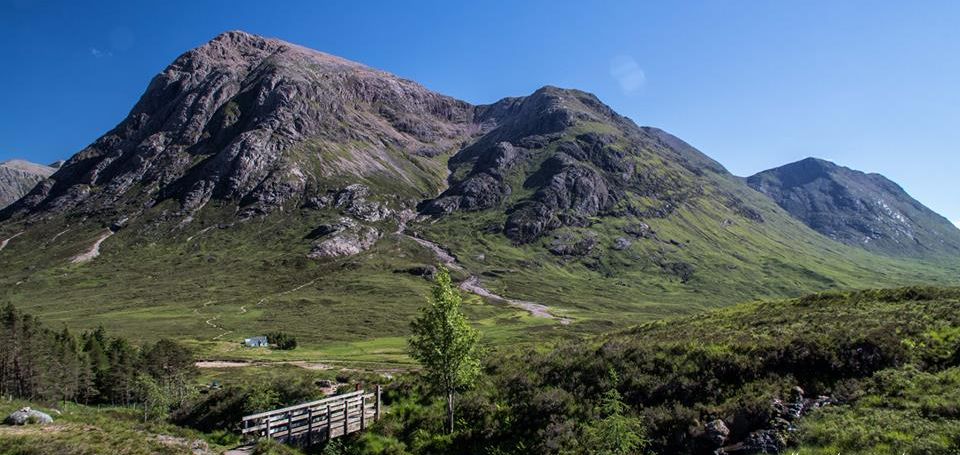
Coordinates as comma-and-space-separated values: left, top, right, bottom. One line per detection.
747, 157, 960, 257
4, 30, 477, 220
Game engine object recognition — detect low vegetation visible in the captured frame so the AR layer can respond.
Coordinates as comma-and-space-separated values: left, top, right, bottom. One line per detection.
330, 286, 960, 454
3, 287, 960, 454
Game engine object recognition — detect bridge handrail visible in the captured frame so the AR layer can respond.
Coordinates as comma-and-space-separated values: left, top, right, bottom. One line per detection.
242, 390, 366, 421
241, 395, 372, 434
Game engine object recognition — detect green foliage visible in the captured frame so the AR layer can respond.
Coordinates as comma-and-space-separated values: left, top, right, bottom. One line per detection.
346, 287, 960, 454
796, 366, 960, 454
408, 267, 482, 432
0, 303, 196, 409
266, 331, 298, 350
172, 375, 325, 433
251, 438, 304, 455
137, 373, 172, 422
579, 385, 649, 455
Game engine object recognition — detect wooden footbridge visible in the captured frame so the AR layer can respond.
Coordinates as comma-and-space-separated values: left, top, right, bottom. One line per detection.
241, 387, 381, 445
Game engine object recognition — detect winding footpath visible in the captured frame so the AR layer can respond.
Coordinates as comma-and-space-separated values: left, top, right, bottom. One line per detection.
0, 231, 24, 252
71, 230, 114, 263
397, 221, 571, 324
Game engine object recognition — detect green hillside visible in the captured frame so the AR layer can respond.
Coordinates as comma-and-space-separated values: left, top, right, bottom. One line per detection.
0, 192, 956, 363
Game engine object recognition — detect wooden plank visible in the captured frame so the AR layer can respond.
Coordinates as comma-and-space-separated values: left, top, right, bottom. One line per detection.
240, 389, 380, 441
242, 391, 365, 421
241, 399, 366, 433
361, 394, 366, 430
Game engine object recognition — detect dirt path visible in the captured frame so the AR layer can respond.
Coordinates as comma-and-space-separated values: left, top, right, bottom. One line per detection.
185, 226, 215, 242
49, 228, 71, 244
0, 231, 24, 251
460, 276, 571, 323
397, 222, 570, 324
201, 278, 318, 342
195, 359, 408, 373
224, 445, 254, 455
71, 230, 114, 263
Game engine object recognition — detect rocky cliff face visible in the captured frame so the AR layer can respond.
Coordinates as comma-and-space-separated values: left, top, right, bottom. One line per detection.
0, 160, 55, 209
747, 157, 960, 257
422, 86, 743, 244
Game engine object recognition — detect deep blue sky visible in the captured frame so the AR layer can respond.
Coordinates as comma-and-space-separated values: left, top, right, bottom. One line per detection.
2, 1, 958, 224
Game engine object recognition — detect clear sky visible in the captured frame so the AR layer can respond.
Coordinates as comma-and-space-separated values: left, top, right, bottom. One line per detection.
2, 0, 958, 224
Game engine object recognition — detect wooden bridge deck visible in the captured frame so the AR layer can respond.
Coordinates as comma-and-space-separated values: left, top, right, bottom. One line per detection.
241, 387, 381, 445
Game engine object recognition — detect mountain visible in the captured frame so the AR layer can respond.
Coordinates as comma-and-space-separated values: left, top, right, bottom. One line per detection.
0, 159, 56, 208
3, 31, 477, 223
747, 157, 960, 257
1, 31, 957, 351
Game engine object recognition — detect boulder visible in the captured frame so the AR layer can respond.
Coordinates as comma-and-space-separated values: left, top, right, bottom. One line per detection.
740, 429, 786, 454
395, 265, 437, 279
335, 184, 392, 222
308, 226, 380, 258
307, 217, 381, 258
4, 407, 53, 425
704, 419, 730, 446
612, 237, 632, 250
547, 231, 598, 257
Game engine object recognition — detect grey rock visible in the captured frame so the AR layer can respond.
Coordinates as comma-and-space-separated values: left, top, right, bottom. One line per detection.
547, 231, 597, 257
4, 407, 53, 425
704, 419, 730, 446
612, 237, 632, 250
623, 222, 655, 238
335, 184, 392, 222
307, 218, 380, 258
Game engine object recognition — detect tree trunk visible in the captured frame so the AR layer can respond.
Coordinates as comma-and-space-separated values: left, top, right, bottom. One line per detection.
447, 391, 455, 434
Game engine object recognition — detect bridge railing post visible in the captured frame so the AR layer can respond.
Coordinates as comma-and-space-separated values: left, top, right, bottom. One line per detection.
361, 394, 366, 430
375, 384, 382, 421
307, 407, 314, 445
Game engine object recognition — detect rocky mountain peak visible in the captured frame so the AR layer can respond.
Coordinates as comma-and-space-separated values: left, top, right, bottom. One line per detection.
3, 30, 476, 222
748, 158, 960, 257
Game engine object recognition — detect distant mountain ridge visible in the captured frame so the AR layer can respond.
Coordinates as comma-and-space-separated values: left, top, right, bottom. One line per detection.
747, 157, 960, 257
0, 159, 56, 209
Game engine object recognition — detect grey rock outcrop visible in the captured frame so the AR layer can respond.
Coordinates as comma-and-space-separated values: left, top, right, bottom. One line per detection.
423, 86, 735, 245
307, 217, 381, 258
705, 419, 730, 447
4, 407, 54, 425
